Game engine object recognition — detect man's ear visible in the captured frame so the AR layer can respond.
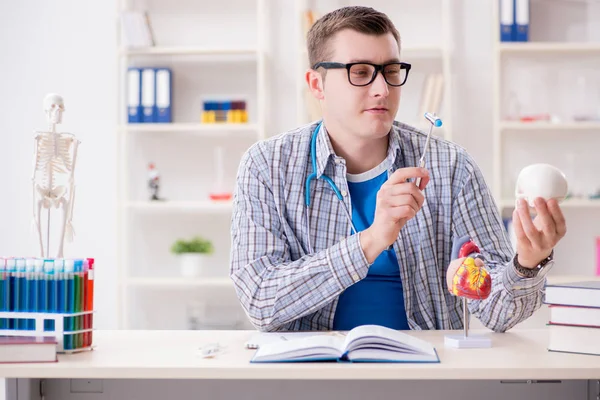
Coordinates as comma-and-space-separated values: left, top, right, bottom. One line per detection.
306, 69, 325, 100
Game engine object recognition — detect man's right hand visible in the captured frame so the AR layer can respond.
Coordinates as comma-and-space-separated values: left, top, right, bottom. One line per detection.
360, 167, 430, 264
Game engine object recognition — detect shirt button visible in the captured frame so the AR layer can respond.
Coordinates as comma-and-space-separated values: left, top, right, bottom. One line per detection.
341, 190, 348, 197
352, 273, 359, 281
335, 159, 342, 164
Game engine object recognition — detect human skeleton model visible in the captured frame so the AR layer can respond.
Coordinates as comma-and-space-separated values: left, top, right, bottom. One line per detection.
32, 94, 80, 258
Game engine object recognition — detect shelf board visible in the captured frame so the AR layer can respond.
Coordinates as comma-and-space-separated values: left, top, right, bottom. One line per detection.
120, 46, 258, 56
545, 274, 600, 284
499, 121, 600, 131
125, 277, 233, 288
500, 198, 600, 209
121, 123, 259, 135
499, 42, 600, 54
125, 201, 233, 212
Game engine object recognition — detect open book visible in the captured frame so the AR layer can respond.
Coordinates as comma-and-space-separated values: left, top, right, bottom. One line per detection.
250, 325, 439, 363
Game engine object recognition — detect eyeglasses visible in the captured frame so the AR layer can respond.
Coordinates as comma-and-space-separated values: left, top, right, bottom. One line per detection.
312, 62, 411, 87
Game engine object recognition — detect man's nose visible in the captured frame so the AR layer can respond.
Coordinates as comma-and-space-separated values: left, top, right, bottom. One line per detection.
370, 70, 389, 97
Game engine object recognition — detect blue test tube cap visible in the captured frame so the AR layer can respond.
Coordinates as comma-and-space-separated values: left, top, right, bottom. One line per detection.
424, 112, 443, 127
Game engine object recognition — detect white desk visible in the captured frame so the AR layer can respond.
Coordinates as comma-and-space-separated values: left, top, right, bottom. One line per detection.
2, 329, 599, 400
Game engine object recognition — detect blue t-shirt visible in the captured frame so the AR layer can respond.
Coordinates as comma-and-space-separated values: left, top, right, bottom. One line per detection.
332, 163, 409, 331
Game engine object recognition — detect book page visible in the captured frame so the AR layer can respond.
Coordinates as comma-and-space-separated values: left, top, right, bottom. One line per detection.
344, 325, 436, 356
252, 334, 344, 362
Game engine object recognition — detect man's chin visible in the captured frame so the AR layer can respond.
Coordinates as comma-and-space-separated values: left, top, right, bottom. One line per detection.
363, 117, 393, 136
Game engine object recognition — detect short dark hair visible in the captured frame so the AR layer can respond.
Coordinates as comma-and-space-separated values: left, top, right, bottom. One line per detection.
307, 6, 401, 69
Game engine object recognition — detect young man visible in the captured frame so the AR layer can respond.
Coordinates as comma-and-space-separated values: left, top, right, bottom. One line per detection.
229, 6, 566, 332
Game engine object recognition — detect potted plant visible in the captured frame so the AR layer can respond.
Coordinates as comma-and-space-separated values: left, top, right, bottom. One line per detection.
170, 236, 214, 277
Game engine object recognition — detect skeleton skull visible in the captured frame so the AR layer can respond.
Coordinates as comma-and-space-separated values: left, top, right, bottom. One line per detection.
43, 93, 65, 124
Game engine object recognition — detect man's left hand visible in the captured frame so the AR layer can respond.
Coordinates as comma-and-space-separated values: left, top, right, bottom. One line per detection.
513, 197, 567, 268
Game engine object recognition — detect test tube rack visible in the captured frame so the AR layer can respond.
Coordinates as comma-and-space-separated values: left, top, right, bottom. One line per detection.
0, 257, 96, 354
0, 310, 95, 353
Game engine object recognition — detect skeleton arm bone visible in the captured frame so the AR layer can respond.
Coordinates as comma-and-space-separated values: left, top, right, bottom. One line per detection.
65, 136, 80, 241
31, 134, 45, 256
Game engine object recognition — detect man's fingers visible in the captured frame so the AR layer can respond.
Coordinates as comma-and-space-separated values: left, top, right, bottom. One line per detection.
446, 257, 466, 291
533, 197, 556, 242
512, 208, 531, 248
382, 194, 419, 210
517, 199, 542, 246
388, 205, 417, 222
379, 184, 425, 208
387, 167, 430, 185
417, 174, 430, 191
547, 199, 567, 237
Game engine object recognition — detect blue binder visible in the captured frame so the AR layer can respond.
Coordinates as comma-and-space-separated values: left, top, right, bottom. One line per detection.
514, 0, 529, 42
500, 0, 515, 42
141, 68, 156, 123
127, 68, 142, 123
155, 68, 172, 123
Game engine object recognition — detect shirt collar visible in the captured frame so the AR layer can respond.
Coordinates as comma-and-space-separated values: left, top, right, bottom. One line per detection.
314, 120, 403, 178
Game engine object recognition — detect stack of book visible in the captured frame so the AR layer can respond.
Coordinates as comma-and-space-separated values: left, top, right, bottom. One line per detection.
0, 336, 57, 363
546, 280, 600, 356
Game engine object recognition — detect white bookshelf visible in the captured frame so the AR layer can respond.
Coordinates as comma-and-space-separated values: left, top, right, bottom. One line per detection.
120, 47, 259, 56
125, 200, 233, 213
121, 123, 260, 134
125, 277, 233, 288
499, 121, 600, 131
491, 0, 600, 277
116, 0, 267, 330
294, 0, 455, 141
491, 1, 600, 203
498, 42, 600, 53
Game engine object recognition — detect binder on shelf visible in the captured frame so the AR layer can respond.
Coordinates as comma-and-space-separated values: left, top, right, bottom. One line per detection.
514, 0, 529, 42
141, 68, 156, 123
155, 68, 172, 123
127, 68, 142, 123
500, 0, 515, 42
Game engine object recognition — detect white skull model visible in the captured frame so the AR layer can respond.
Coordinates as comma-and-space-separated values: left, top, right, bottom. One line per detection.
32, 93, 80, 258
515, 163, 568, 208
44, 93, 65, 125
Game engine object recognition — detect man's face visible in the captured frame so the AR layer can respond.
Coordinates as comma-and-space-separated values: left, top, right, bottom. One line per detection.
319, 29, 401, 139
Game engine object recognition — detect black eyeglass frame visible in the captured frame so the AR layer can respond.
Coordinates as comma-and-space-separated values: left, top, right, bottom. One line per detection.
312, 61, 412, 87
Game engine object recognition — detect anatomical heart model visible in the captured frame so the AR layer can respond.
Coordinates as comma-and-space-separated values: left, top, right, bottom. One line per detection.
445, 235, 492, 348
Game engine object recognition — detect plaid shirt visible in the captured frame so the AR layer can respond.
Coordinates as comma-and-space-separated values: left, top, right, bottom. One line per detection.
230, 120, 549, 332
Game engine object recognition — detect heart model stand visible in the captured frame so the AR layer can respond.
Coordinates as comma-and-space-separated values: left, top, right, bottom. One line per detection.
444, 235, 493, 349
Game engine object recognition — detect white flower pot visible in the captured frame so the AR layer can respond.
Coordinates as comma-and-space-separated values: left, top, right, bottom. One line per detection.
179, 253, 207, 278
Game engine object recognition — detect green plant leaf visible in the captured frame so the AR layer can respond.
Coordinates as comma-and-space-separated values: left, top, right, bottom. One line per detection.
170, 236, 214, 254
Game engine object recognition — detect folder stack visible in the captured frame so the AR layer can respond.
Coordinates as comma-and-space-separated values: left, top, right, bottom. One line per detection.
127, 67, 172, 123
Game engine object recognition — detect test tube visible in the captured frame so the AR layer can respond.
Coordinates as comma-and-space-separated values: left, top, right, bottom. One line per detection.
64, 259, 75, 350
82, 259, 89, 347
0, 258, 7, 329
16, 258, 26, 330
54, 258, 66, 314
25, 258, 36, 330
6, 258, 16, 329
86, 258, 95, 347
33, 258, 44, 331
74, 259, 83, 349
43, 259, 54, 331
